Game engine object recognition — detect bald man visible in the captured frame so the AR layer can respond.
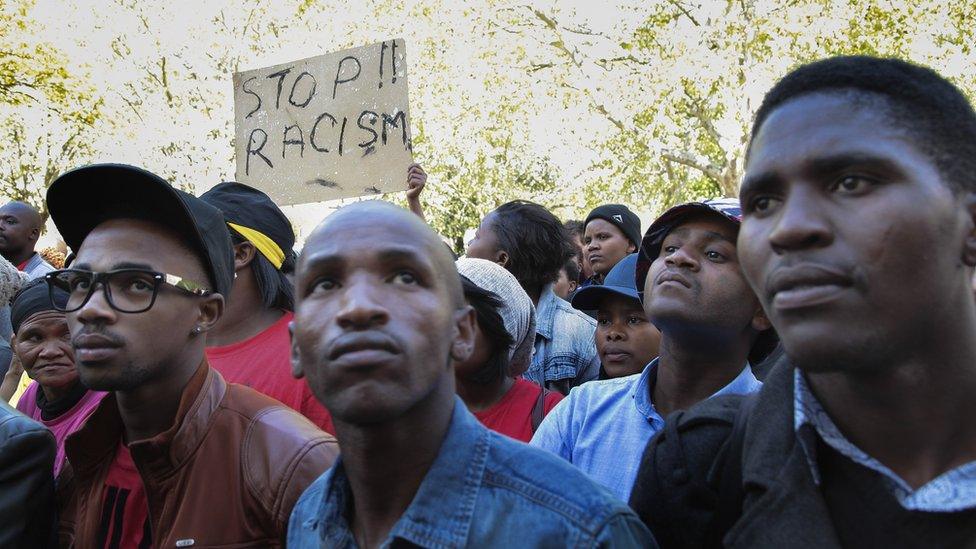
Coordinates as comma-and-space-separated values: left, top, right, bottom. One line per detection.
287, 201, 654, 548
0, 202, 53, 378
0, 202, 48, 273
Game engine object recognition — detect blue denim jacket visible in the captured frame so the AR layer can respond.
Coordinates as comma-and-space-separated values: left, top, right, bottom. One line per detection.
288, 398, 656, 548
525, 284, 600, 393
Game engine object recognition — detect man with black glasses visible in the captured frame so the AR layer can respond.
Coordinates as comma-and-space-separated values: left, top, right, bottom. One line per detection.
47, 164, 338, 548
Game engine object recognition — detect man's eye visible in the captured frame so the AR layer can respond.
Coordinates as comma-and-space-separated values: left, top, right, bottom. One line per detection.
627, 315, 644, 325
663, 245, 678, 254
749, 196, 780, 213
128, 279, 154, 292
393, 271, 417, 285
597, 318, 611, 326
312, 278, 338, 292
70, 278, 91, 291
706, 251, 725, 261
831, 175, 874, 194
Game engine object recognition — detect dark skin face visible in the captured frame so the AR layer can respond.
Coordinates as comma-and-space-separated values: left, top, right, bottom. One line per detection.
14, 311, 77, 403
553, 267, 578, 300
206, 240, 283, 347
292, 202, 475, 425
739, 93, 974, 373
584, 219, 636, 277
452, 321, 492, 378
0, 201, 42, 262
69, 219, 223, 393
595, 294, 661, 378
464, 212, 507, 267
645, 215, 769, 338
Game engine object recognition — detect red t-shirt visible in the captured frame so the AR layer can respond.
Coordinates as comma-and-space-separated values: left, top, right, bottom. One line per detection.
473, 378, 564, 442
206, 312, 335, 434
98, 443, 150, 548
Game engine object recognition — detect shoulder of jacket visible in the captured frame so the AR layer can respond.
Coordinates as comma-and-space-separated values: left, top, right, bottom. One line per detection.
237, 402, 338, 515
0, 403, 50, 439
551, 302, 597, 328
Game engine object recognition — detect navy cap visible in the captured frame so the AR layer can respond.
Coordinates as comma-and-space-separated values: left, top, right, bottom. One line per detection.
571, 253, 640, 310
47, 164, 235, 298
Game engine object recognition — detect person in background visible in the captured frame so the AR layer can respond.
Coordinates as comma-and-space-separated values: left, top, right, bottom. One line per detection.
466, 200, 599, 394
581, 204, 641, 287
572, 254, 660, 380
0, 253, 28, 385
632, 56, 976, 549
288, 200, 655, 548
532, 200, 767, 502
553, 257, 580, 301
0, 397, 56, 547
0, 201, 53, 379
8, 279, 106, 478
200, 182, 334, 434
454, 258, 562, 442
0, 201, 54, 277
48, 164, 337, 548
564, 219, 593, 282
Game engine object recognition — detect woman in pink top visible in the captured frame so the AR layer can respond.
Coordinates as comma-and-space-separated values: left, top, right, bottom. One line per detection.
10, 279, 105, 477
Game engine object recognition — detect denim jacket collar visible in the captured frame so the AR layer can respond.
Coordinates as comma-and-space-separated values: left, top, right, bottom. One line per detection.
316, 398, 490, 547
534, 284, 557, 341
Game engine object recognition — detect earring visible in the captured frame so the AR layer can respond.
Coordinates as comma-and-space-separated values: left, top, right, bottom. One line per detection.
192, 326, 203, 335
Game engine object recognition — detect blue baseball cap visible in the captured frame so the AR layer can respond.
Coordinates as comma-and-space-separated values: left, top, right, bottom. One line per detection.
571, 253, 640, 310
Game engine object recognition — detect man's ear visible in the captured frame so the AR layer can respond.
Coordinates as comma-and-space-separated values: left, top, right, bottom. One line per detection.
962, 193, 976, 267
751, 302, 772, 332
289, 320, 304, 379
627, 242, 637, 254
496, 250, 510, 268
449, 306, 476, 364
193, 294, 224, 335
233, 241, 257, 272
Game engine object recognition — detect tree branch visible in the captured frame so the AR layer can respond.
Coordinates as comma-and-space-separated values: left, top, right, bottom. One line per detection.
667, 0, 701, 26
661, 149, 722, 181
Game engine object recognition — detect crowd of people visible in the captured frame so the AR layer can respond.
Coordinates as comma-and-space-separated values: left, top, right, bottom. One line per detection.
0, 53, 974, 548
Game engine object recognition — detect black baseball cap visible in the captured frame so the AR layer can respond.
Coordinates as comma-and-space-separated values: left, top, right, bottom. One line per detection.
584, 204, 642, 249
200, 182, 294, 271
46, 164, 235, 298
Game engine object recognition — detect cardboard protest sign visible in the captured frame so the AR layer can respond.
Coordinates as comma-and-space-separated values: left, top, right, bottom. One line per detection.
233, 39, 412, 205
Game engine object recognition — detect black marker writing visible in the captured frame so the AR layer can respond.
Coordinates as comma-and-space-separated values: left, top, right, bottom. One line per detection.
246, 128, 272, 175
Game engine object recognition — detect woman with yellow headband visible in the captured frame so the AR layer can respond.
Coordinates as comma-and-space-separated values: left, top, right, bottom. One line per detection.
200, 182, 335, 434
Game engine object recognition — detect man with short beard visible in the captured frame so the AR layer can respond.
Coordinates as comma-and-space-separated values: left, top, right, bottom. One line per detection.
49, 164, 337, 548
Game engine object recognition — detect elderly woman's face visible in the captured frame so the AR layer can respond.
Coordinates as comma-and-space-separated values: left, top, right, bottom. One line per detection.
15, 310, 77, 391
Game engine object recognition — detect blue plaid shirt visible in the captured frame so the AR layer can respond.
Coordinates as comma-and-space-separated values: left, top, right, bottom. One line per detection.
795, 370, 976, 511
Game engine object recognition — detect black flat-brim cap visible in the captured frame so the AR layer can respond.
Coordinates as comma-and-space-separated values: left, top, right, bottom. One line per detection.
47, 164, 235, 298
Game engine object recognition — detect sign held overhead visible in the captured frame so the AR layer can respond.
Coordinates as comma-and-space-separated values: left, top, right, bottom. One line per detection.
233, 39, 413, 205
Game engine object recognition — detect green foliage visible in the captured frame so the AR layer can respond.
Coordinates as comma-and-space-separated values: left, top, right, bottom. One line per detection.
15, 0, 976, 242
0, 0, 102, 223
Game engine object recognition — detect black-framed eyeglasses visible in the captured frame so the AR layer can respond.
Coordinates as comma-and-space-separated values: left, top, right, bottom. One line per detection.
45, 269, 213, 314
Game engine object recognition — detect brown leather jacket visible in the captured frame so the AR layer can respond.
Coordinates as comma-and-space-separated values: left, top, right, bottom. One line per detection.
58, 362, 339, 548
